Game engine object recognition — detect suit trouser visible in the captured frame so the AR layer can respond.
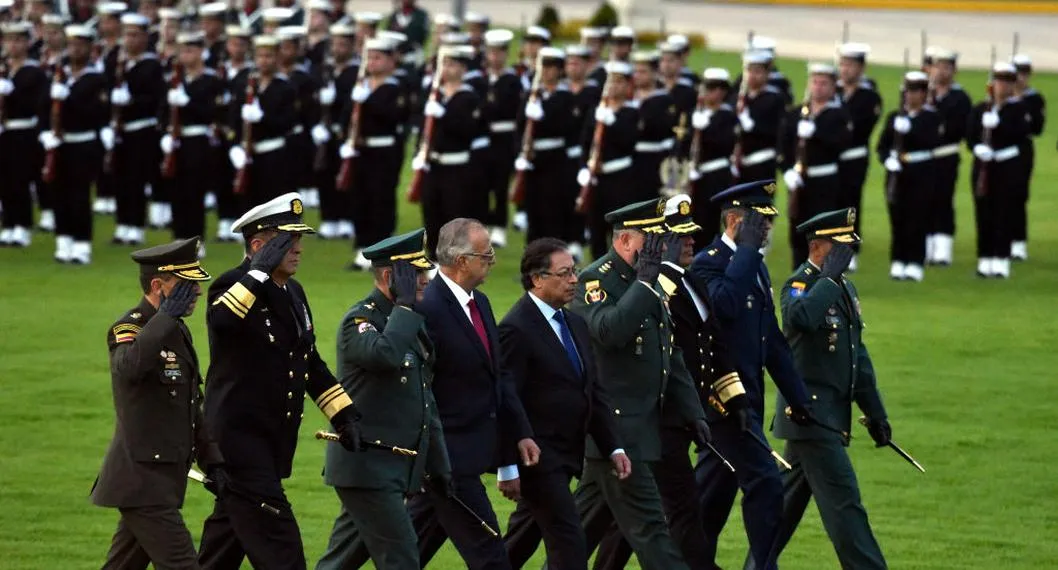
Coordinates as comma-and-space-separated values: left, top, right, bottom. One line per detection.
505, 467, 587, 570
316, 486, 419, 570
102, 505, 200, 570
695, 416, 784, 570
409, 473, 512, 570
925, 155, 959, 236
743, 439, 887, 570
0, 130, 38, 228
198, 486, 306, 570
837, 157, 869, 253
594, 427, 712, 570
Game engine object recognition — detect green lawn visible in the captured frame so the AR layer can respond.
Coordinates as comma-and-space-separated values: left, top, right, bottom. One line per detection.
2, 48, 1057, 569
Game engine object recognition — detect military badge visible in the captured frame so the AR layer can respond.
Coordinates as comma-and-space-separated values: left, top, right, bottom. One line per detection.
358, 322, 377, 333
678, 201, 690, 216
763, 182, 776, 195
584, 280, 606, 304
790, 281, 806, 298
291, 198, 304, 215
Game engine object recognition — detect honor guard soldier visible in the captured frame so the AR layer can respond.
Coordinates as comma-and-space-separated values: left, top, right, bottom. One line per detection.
579, 27, 608, 86
305, 0, 335, 67
109, 13, 165, 246
314, 22, 356, 240
261, 7, 295, 35
162, 31, 227, 248
748, 36, 793, 105
923, 47, 971, 266
276, 27, 319, 203
781, 63, 851, 268
33, 13, 67, 234
354, 11, 383, 44
967, 62, 1030, 279
836, 42, 882, 271
690, 180, 814, 570
228, 35, 297, 204
756, 208, 890, 570
92, 237, 226, 570
0, 22, 48, 248
41, 24, 109, 265
734, 49, 786, 183
480, 28, 522, 248
666, 34, 699, 89
211, 25, 252, 243
562, 44, 601, 258
876, 71, 941, 282
317, 228, 452, 570
198, 3, 228, 68
342, 36, 408, 269
1010, 53, 1045, 261
658, 41, 696, 118
516, 46, 578, 244
608, 26, 636, 63
517, 25, 551, 80
197, 193, 364, 570
687, 68, 737, 245
90, 1, 127, 218
567, 198, 710, 570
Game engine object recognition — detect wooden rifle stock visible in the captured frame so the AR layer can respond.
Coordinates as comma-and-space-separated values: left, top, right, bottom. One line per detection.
730, 64, 751, 180
509, 52, 544, 206
103, 50, 126, 175
42, 60, 65, 184
314, 46, 334, 174
975, 83, 997, 198
575, 64, 616, 214
886, 99, 907, 204
160, 60, 183, 179
406, 52, 445, 203
232, 72, 258, 196
335, 45, 371, 192
789, 87, 812, 220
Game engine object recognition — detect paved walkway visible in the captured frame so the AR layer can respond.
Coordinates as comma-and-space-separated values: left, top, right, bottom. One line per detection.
349, 0, 1058, 70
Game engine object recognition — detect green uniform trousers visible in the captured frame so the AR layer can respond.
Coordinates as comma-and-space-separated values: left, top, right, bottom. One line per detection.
315, 487, 419, 570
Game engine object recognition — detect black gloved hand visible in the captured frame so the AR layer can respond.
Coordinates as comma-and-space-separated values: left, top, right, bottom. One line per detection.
866, 417, 892, 448
821, 243, 855, 282
661, 232, 683, 266
390, 260, 419, 308
204, 465, 230, 498
690, 418, 713, 446
725, 394, 752, 433
786, 402, 815, 427
735, 210, 768, 250
250, 232, 294, 275
634, 232, 664, 284
426, 473, 455, 498
331, 405, 364, 453
159, 280, 197, 318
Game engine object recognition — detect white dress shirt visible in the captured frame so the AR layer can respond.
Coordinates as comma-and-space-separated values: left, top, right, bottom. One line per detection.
661, 262, 709, 322
438, 269, 476, 323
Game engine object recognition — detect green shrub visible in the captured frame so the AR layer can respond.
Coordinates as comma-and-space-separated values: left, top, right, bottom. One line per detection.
535, 3, 561, 35
588, 2, 618, 28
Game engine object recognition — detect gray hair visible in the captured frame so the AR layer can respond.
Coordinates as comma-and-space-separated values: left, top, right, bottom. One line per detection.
436, 218, 486, 266
720, 206, 748, 230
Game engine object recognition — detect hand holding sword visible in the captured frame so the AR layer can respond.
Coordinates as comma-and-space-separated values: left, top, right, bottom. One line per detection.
315, 430, 418, 456
858, 416, 925, 473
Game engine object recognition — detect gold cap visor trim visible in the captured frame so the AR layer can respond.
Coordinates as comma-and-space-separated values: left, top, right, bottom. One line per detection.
276, 223, 317, 234
174, 267, 212, 281
751, 205, 780, 216
667, 221, 702, 235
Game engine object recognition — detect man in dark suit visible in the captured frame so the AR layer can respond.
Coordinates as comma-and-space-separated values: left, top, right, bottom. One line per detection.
500, 238, 631, 570
408, 217, 538, 570
197, 193, 363, 570
92, 237, 225, 570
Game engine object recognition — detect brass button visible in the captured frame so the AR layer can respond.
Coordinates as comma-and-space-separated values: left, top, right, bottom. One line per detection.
153, 453, 160, 459
401, 377, 407, 384
289, 351, 294, 358
286, 412, 292, 418
700, 364, 706, 370
287, 392, 293, 399
812, 394, 818, 400
288, 371, 294, 378
423, 424, 427, 429
615, 409, 621, 415
761, 336, 766, 342
304, 353, 309, 360
425, 403, 429, 409
828, 345, 836, 352
304, 373, 309, 380
300, 413, 304, 419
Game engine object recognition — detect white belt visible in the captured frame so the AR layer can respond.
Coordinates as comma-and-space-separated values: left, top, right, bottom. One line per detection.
698, 157, 730, 174
289, 125, 305, 135
742, 148, 777, 166
364, 135, 396, 148
805, 163, 839, 178
533, 137, 564, 151
63, 131, 97, 144
253, 137, 286, 154
994, 145, 1020, 162
902, 150, 933, 164
839, 145, 868, 161
123, 117, 158, 132
471, 136, 490, 150
635, 138, 675, 153
932, 143, 960, 158
181, 125, 210, 137
490, 120, 516, 133
600, 156, 633, 174
4, 117, 38, 130
566, 146, 582, 159
429, 150, 470, 165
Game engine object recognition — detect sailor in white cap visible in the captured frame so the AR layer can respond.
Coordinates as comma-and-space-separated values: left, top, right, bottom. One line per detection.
261, 6, 294, 34
608, 25, 635, 63
1009, 53, 1044, 261
476, 28, 521, 248
733, 49, 786, 186
519, 25, 551, 76
658, 40, 696, 116
685, 68, 736, 245
311, 22, 358, 240
354, 11, 382, 41
630, 50, 680, 199
780, 62, 850, 268
88, 2, 127, 217
735, 35, 792, 106
463, 11, 489, 49
304, 0, 334, 67
577, 27, 608, 85
922, 47, 971, 266
665, 33, 698, 88
196, 2, 228, 66
274, 26, 320, 219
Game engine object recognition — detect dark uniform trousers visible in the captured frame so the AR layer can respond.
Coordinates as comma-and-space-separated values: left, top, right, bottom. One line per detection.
525, 150, 576, 243
421, 162, 476, 259
587, 166, 635, 260
170, 134, 214, 240
318, 132, 349, 224
247, 145, 294, 204
885, 164, 932, 265
926, 154, 959, 237
103, 506, 201, 570
486, 132, 517, 228
316, 487, 418, 570
738, 160, 777, 188
198, 480, 306, 570
505, 468, 587, 570
836, 156, 869, 251
351, 144, 401, 249
1010, 142, 1033, 243
408, 474, 511, 570
55, 140, 104, 240
213, 135, 244, 226
0, 129, 40, 229
115, 128, 162, 229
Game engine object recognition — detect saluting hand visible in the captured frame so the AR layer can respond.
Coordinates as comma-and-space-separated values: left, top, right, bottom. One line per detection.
390, 260, 419, 308
661, 232, 683, 266
250, 232, 294, 276
159, 280, 197, 318
821, 244, 854, 282
634, 232, 664, 285
735, 210, 768, 250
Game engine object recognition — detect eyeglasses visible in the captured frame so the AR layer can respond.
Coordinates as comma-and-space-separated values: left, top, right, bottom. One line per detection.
538, 267, 578, 279
463, 248, 496, 262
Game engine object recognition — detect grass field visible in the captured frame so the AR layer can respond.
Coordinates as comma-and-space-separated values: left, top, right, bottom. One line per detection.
2, 46, 1057, 570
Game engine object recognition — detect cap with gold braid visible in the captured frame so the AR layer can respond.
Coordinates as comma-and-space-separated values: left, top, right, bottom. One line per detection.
604, 198, 668, 234
361, 228, 435, 270
662, 194, 702, 235
230, 192, 316, 238
796, 207, 860, 244
710, 179, 780, 216
130, 237, 211, 281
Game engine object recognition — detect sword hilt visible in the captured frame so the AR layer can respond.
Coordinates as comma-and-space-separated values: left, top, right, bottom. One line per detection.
315, 430, 419, 457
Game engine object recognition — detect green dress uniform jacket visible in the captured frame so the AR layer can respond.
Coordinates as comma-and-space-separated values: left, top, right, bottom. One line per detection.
773, 261, 887, 441
91, 297, 222, 508
572, 250, 706, 461
323, 289, 450, 492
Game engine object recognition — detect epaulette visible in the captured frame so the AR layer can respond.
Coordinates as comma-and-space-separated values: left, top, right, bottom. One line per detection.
622, 100, 640, 109
384, 76, 400, 86
598, 260, 613, 273
707, 248, 718, 256
676, 77, 693, 88
951, 83, 964, 91
585, 78, 599, 88
763, 85, 781, 94
111, 317, 143, 344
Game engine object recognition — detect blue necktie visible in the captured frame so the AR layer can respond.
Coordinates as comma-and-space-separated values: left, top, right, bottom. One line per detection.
553, 310, 582, 373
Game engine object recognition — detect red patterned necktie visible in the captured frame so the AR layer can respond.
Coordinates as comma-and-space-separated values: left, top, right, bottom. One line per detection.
467, 298, 491, 357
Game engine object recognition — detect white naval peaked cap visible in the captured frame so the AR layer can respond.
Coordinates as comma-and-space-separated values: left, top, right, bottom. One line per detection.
1012, 53, 1032, 69
97, 1, 127, 15
329, 23, 356, 36
377, 30, 407, 44
354, 11, 382, 25
538, 46, 565, 60
276, 26, 307, 41
433, 13, 459, 27
262, 7, 294, 22
365, 37, 396, 51
658, 41, 682, 54
464, 11, 488, 25
177, 30, 206, 45
631, 50, 659, 63
742, 49, 772, 65
252, 34, 280, 48
158, 8, 182, 20
0, 0, 12, 10
579, 27, 606, 39
610, 26, 634, 40
929, 46, 957, 62
440, 44, 474, 62
0, 21, 32, 35
231, 192, 315, 235
748, 35, 776, 51
991, 61, 1017, 78
440, 31, 470, 45
605, 60, 633, 75
525, 26, 551, 41
42, 13, 67, 25
837, 42, 870, 60
666, 34, 689, 48
306, 0, 333, 12
807, 62, 837, 76
226, 25, 252, 38
65, 24, 96, 39
565, 44, 592, 57
663, 194, 692, 216
484, 29, 514, 47
903, 70, 929, 83
120, 13, 150, 27
198, 2, 227, 17
703, 67, 731, 82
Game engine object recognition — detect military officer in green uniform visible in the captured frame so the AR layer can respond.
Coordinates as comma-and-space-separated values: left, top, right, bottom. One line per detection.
568, 198, 712, 570
316, 228, 452, 570
762, 208, 891, 570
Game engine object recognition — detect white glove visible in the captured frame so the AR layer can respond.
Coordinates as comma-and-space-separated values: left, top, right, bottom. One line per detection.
424, 99, 445, 118
39, 130, 61, 150
160, 133, 174, 154
319, 82, 336, 105
783, 168, 803, 190
524, 100, 544, 121
351, 84, 370, 103
50, 82, 69, 101
241, 102, 263, 123
514, 156, 532, 171
229, 145, 247, 169
973, 143, 994, 162
100, 127, 115, 151
884, 154, 902, 172
167, 86, 190, 107
796, 119, 816, 139
576, 167, 593, 187
738, 110, 754, 132
339, 141, 357, 159
981, 110, 1000, 129
411, 153, 427, 171
110, 85, 131, 106
311, 123, 330, 145
594, 106, 616, 126
692, 109, 712, 130
893, 116, 912, 134
688, 168, 701, 181
0, 78, 14, 96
